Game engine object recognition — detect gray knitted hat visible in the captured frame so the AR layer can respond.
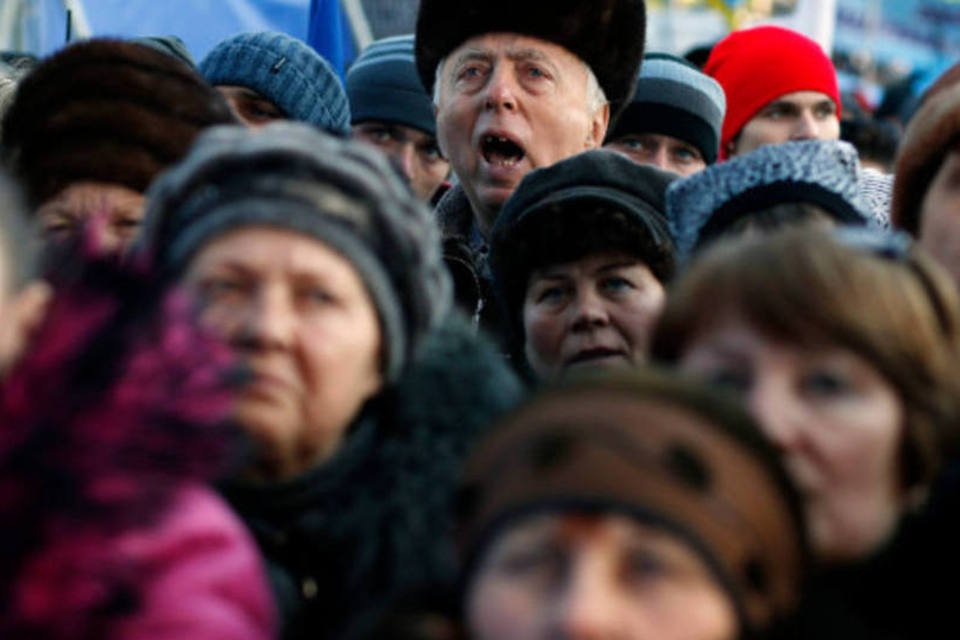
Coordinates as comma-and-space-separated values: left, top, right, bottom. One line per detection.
667, 139, 871, 262
140, 122, 451, 381
199, 31, 350, 134
607, 53, 726, 164
347, 35, 435, 136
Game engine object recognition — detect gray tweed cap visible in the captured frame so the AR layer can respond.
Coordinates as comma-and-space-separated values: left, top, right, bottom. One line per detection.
140, 122, 451, 381
667, 139, 871, 262
199, 31, 350, 134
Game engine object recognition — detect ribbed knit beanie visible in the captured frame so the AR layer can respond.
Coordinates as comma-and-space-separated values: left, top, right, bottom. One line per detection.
199, 31, 350, 134
668, 139, 869, 262
1, 38, 235, 209
457, 369, 808, 636
347, 34, 435, 136
705, 26, 840, 160
892, 63, 960, 235
140, 122, 451, 381
607, 53, 726, 164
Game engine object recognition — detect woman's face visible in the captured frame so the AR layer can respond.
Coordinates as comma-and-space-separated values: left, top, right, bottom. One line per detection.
466, 512, 738, 640
522, 252, 665, 380
677, 314, 905, 563
184, 227, 383, 480
34, 181, 145, 255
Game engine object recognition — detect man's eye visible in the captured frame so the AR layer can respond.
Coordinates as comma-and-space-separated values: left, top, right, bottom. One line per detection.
419, 143, 444, 163
672, 147, 700, 163
814, 103, 837, 119
457, 64, 485, 81
525, 65, 548, 79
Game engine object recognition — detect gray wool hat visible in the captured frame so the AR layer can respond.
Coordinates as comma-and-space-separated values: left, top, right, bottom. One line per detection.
667, 139, 871, 262
346, 34, 435, 136
607, 53, 726, 164
139, 122, 451, 381
199, 31, 350, 134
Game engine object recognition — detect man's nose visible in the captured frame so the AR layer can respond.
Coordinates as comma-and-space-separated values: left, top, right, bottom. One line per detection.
483, 65, 518, 111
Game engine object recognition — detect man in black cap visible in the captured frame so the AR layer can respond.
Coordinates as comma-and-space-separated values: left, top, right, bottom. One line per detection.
416, 0, 646, 329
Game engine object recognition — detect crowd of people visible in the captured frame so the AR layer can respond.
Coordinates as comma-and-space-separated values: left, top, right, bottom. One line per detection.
0, 0, 958, 638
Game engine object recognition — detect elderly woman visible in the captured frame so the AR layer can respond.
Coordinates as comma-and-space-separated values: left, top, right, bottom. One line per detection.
489, 150, 677, 382
138, 122, 522, 640
2, 39, 234, 255
651, 227, 960, 637
456, 370, 809, 640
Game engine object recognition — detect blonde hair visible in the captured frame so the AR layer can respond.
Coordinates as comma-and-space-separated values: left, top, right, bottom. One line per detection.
652, 228, 960, 490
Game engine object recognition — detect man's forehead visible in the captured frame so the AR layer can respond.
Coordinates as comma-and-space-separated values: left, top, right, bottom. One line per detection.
448, 32, 582, 65
767, 90, 837, 108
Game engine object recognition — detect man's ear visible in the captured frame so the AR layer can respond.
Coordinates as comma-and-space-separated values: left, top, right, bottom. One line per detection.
0, 280, 52, 375
587, 102, 611, 149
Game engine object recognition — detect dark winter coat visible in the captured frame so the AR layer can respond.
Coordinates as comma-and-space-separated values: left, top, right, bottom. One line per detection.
219, 314, 524, 640
782, 462, 960, 639
434, 184, 506, 342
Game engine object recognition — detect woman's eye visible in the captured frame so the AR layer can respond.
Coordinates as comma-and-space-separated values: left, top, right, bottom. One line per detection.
624, 550, 667, 584
705, 368, 751, 394
600, 276, 633, 294
535, 285, 567, 305
202, 279, 247, 303
498, 546, 564, 579
802, 370, 851, 396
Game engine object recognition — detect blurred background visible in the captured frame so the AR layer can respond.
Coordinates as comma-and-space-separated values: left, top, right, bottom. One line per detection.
1, 0, 957, 126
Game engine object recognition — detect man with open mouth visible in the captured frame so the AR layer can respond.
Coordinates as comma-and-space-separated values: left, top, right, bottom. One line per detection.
415, 0, 647, 338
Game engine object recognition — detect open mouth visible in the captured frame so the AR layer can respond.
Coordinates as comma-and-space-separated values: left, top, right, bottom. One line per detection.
566, 348, 627, 367
480, 134, 526, 167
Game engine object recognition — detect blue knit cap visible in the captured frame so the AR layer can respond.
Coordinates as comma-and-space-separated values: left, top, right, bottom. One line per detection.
346, 34, 435, 136
607, 53, 726, 164
199, 31, 350, 134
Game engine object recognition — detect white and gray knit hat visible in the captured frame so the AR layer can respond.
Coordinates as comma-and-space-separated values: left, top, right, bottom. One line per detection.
140, 122, 451, 381
667, 139, 871, 262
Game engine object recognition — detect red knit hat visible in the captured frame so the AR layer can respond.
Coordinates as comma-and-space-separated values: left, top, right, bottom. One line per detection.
705, 25, 840, 160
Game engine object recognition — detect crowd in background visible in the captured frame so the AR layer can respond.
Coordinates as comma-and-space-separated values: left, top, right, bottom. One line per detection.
1, 0, 959, 638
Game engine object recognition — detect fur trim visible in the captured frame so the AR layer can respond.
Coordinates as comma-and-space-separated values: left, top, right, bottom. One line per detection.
2, 39, 234, 207
220, 314, 524, 639
0, 256, 241, 637
415, 0, 646, 119
892, 82, 960, 234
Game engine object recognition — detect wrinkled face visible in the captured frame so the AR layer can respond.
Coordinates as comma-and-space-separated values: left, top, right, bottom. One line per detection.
918, 150, 960, 289
467, 512, 738, 640
606, 133, 707, 176
677, 315, 905, 563
353, 121, 450, 201
729, 91, 839, 157
35, 181, 145, 255
216, 85, 286, 127
435, 33, 609, 234
184, 227, 383, 481
523, 252, 665, 380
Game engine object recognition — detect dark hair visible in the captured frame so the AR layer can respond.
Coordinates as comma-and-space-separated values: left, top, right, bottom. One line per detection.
694, 202, 835, 255
653, 228, 960, 491
841, 116, 901, 172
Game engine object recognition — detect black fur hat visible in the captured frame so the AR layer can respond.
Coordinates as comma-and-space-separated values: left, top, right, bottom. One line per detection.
415, 0, 646, 120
